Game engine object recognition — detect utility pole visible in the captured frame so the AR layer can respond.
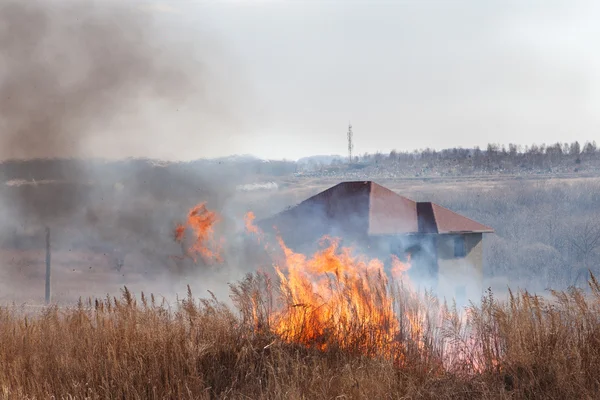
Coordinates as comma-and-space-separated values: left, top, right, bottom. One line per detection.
45, 227, 51, 305
347, 122, 354, 164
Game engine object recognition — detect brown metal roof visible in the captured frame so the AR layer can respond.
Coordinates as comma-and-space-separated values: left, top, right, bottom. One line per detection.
430, 202, 494, 234
368, 182, 418, 235
257, 181, 494, 239
416, 202, 438, 234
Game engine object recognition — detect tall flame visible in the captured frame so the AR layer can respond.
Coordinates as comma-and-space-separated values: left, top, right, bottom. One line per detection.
244, 211, 262, 242
239, 204, 454, 367
270, 236, 408, 356
391, 254, 412, 286
239, 214, 418, 356
174, 202, 223, 264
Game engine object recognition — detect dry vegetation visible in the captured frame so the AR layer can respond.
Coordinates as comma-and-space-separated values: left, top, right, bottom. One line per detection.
2, 157, 600, 398
1, 273, 599, 399
4, 0, 599, 396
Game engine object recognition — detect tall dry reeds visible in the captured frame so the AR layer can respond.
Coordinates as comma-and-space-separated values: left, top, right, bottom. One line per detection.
0, 274, 599, 399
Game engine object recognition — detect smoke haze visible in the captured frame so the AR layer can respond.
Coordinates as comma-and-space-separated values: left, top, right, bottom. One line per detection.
2, 0, 591, 310
0, 0, 262, 304
0, 0, 247, 161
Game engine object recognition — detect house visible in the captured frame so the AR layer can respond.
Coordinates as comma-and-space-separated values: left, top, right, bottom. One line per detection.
256, 181, 494, 302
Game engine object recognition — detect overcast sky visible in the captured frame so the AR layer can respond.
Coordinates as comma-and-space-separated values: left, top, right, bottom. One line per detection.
173, 0, 600, 160
4, 0, 600, 161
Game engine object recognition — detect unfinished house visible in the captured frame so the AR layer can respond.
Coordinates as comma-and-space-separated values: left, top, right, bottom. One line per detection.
257, 181, 494, 302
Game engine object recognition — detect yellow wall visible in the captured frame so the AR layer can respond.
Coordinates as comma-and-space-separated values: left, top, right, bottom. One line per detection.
436, 233, 483, 304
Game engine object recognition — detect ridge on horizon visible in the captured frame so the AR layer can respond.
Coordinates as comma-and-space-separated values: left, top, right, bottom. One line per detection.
0, 139, 597, 164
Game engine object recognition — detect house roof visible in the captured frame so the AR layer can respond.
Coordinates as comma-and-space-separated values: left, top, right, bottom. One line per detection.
257, 181, 494, 237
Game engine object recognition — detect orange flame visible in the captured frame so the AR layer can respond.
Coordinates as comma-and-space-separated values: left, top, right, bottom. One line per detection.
174, 202, 223, 264
180, 203, 461, 369
270, 236, 406, 356
240, 216, 422, 359
391, 254, 411, 284
244, 211, 262, 241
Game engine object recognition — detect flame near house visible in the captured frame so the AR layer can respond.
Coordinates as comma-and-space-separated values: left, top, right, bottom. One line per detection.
272, 236, 404, 355
241, 210, 429, 362
175, 204, 468, 370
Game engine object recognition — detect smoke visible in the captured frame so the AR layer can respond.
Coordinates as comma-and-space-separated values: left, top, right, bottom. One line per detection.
0, 0, 196, 159
0, 0, 259, 304
252, 184, 494, 307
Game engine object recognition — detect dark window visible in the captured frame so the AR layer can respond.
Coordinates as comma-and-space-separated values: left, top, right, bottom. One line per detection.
454, 236, 466, 257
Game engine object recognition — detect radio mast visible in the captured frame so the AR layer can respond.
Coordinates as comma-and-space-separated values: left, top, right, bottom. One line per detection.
347, 122, 354, 164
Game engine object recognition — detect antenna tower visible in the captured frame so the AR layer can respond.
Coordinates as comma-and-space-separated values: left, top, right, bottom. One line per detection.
347, 122, 354, 164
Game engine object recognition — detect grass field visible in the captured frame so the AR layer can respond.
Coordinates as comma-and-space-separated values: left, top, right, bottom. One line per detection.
2, 173, 600, 398
0, 274, 599, 399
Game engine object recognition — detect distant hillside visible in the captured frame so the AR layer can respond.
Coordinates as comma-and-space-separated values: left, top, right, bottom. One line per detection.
0, 156, 297, 262
0, 156, 295, 184
296, 155, 344, 166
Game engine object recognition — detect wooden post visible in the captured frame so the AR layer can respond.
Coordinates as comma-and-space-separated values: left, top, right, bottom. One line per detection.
45, 227, 51, 305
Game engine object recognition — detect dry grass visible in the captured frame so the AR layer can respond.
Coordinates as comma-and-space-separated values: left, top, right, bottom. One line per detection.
1, 274, 600, 399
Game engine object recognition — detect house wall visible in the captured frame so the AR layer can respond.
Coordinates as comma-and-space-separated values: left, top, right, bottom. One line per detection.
379, 233, 484, 302
257, 227, 485, 306
365, 235, 439, 291
406, 236, 439, 289
436, 233, 483, 305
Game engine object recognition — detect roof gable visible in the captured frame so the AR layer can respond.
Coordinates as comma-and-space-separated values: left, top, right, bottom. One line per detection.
257, 181, 494, 237
368, 182, 418, 235
430, 203, 494, 233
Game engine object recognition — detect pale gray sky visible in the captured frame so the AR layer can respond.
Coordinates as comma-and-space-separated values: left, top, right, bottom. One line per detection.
166, 0, 600, 160
4, 0, 600, 160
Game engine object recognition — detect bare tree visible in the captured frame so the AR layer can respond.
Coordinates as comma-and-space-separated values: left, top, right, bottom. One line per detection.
569, 141, 581, 156
568, 219, 600, 286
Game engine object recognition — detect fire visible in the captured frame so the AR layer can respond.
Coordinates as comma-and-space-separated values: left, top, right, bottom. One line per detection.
390, 254, 425, 347
270, 236, 406, 356
239, 215, 428, 359
174, 202, 223, 264
391, 254, 412, 287
180, 202, 460, 370
244, 211, 263, 242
